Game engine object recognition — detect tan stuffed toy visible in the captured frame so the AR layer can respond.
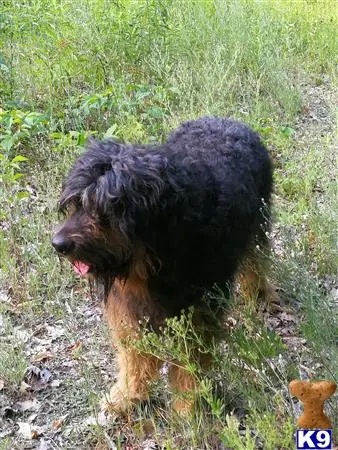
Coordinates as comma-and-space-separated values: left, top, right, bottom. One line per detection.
289, 380, 337, 429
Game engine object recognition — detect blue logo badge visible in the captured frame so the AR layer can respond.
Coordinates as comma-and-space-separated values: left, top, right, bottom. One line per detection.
296, 429, 332, 450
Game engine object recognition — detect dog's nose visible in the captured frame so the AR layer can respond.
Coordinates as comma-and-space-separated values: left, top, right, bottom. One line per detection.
52, 234, 75, 255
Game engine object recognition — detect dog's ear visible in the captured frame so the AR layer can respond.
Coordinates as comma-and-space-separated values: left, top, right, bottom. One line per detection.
86, 152, 166, 230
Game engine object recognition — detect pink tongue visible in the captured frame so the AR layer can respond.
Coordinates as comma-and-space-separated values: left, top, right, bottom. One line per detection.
73, 261, 91, 276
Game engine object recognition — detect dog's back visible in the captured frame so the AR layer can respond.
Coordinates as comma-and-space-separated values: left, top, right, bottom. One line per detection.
167, 117, 272, 204
141, 117, 273, 298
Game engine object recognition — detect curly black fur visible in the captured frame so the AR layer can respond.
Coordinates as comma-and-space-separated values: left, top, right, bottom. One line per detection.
53, 117, 273, 316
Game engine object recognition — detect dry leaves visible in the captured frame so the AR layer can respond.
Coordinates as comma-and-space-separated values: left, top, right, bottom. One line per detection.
17, 421, 43, 440
33, 351, 54, 363
52, 414, 69, 430
25, 366, 53, 392
16, 398, 41, 413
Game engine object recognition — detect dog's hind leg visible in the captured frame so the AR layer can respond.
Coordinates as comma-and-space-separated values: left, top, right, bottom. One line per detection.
168, 364, 197, 414
167, 308, 221, 415
237, 228, 277, 307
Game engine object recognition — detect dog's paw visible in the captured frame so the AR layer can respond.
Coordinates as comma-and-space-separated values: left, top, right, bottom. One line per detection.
261, 281, 281, 312
101, 384, 149, 414
172, 395, 195, 415
101, 385, 130, 413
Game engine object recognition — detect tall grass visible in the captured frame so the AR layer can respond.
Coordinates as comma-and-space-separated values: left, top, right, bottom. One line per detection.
1, 0, 336, 121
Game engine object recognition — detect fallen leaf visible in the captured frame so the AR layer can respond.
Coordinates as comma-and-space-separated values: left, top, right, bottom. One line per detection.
143, 419, 155, 436
33, 351, 54, 362
95, 444, 111, 450
52, 414, 69, 430
279, 311, 298, 323
27, 413, 38, 423
0, 429, 13, 439
13, 328, 31, 343
84, 411, 111, 427
26, 365, 41, 379
283, 336, 307, 347
31, 429, 41, 439
25, 366, 53, 391
45, 324, 65, 340
68, 341, 85, 360
39, 368, 52, 383
20, 381, 31, 393
17, 422, 37, 439
68, 341, 82, 352
16, 398, 41, 412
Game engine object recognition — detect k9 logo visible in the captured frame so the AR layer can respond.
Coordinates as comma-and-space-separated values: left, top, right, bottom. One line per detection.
296, 429, 332, 450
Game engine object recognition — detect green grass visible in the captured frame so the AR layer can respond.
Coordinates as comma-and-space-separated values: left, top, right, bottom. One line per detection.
0, 0, 337, 448
1, 0, 336, 121
0, 324, 27, 389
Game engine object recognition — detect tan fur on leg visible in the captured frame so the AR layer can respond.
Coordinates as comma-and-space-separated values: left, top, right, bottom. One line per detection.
238, 250, 277, 307
167, 309, 223, 415
103, 276, 164, 412
238, 263, 266, 302
104, 346, 161, 412
169, 364, 197, 414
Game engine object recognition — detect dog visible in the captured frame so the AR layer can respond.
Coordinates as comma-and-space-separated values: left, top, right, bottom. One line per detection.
52, 117, 274, 413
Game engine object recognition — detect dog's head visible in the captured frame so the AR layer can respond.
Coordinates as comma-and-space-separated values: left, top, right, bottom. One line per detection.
52, 139, 165, 294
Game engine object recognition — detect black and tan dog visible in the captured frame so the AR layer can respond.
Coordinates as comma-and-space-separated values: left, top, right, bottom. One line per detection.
52, 117, 274, 413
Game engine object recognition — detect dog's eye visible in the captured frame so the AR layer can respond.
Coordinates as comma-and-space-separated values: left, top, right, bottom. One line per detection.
69, 201, 81, 215
60, 198, 82, 216
75, 197, 84, 209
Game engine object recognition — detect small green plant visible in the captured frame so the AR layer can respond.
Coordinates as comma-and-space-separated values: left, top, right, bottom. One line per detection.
61, 83, 173, 140
0, 437, 12, 450
221, 414, 257, 450
50, 129, 92, 152
0, 153, 30, 222
0, 109, 48, 155
249, 410, 295, 450
133, 308, 211, 369
0, 109, 49, 212
199, 378, 225, 419
230, 320, 286, 367
0, 153, 28, 189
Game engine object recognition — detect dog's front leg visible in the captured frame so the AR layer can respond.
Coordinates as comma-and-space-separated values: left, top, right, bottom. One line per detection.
104, 345, 160, 412
103, 279, 161, 412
